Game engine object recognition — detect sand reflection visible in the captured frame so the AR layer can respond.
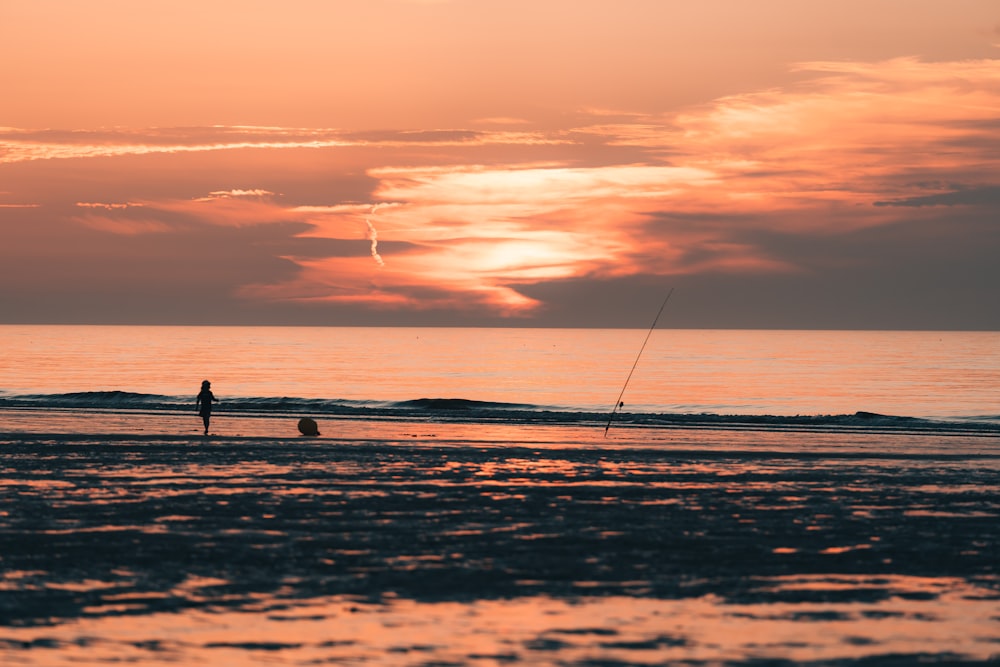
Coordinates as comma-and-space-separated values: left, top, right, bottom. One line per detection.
2, 430, 998, 664
2, 576, 997, 665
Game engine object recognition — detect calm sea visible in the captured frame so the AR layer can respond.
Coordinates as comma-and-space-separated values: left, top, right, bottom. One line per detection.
1, 325, 997, 423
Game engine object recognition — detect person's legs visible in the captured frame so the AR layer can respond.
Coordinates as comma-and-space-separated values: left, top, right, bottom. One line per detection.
202, 414, 210, 435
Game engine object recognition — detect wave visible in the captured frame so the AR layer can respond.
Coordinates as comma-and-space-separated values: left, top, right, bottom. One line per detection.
0, 391, 539, 414
2, 391, 998, 435
394, 397, 538, 411
6, 390, 182, 408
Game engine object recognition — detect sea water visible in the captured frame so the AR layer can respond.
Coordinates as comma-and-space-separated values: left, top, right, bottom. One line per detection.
1, 326, 998, 423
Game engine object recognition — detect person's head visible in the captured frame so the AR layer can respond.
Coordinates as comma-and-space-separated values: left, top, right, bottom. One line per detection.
202, 380, 211, 388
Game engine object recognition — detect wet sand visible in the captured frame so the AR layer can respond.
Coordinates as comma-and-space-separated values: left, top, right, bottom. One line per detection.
1, 426, 998, 665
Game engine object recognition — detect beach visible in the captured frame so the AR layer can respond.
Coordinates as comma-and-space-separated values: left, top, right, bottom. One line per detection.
1, 326, 998, 664
2, 417, 998, 665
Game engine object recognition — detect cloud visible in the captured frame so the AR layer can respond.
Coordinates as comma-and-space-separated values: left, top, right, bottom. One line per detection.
365, 215, 385, 268
0, 127, 353, 163
76, 201, 143, 210
874, 185, 1000, 207
188, 58, 1000, 316
599, 58, 1000, 240
66, 192, 291, 235
3, 56, 998, 325
0, 126, 567, 164
200, 189, 276, 200
371, 163, 714, 205
358, 58, 999, 312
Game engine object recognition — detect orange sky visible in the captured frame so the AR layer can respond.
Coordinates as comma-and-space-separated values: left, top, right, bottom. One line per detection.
2, 0, 999, 328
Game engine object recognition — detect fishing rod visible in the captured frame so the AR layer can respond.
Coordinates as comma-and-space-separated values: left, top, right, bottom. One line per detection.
604, 288, 674, 437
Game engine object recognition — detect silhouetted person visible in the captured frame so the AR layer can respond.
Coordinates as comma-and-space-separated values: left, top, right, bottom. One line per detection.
196, 380, 217, 435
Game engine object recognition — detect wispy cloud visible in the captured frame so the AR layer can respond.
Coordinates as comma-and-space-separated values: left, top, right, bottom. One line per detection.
0, 127, 353, 163
200, 189, 276, 200
673, 57, 1000, 202
874, 185, 1000, 207
76, 201, 143, 210
0, 126, 568, 164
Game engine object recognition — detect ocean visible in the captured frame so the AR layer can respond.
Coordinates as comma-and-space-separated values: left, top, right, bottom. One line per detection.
2, 325, 999, 425
1, 326, 998, 665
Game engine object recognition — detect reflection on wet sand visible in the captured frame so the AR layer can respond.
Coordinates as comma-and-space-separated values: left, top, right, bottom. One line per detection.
2, 577, 998, 666
1, 432, 998, 664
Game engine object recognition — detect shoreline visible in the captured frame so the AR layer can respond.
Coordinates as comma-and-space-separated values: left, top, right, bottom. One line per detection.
3, 405, 1000, 463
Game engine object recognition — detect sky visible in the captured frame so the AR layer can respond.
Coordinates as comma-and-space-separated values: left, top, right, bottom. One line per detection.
2, 0, 999, 329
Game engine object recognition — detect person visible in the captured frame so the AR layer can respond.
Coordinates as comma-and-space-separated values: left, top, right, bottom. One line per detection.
196, 380, 218, 435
